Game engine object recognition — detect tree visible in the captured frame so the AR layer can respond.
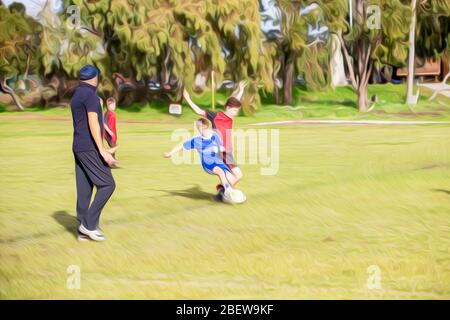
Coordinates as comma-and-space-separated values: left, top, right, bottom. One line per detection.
267, 0, 330, 104
55, 0, 275, 113
0, 2, 41, 110
39, 1, 107, 102
405, 0, 418, 105
406, 0, 450, 105
320, 0, 410, 111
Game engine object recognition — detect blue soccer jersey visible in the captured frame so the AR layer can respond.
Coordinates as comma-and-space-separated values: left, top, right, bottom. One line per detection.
183, 132, 231, 174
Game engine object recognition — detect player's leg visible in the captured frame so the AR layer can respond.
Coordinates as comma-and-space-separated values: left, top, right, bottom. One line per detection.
224, 169, 237, 186
230, 166, 243, 187
212, 166, 232, 190
74, 154, 94, 241
76, 151, 116, 234
74, 154, 93, 227
221, 152, 242, 187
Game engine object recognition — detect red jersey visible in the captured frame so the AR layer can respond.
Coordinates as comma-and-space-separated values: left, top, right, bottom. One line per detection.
206, 111, 233, 152
103, 111, 117, 146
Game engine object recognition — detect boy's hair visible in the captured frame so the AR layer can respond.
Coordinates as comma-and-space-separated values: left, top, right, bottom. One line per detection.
225, 97, 242, 109
106, 97, 116, 105
196, 118, 210, 128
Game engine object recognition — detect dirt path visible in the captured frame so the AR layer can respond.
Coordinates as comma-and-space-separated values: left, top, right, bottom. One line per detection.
0, 114, 183, 125
251, 119, 450, 126
2, 114, 449, 126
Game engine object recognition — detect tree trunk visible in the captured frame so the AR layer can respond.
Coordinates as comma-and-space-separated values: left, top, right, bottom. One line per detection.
283, 61, 294, 105
272, 59, 281, 104
357, 85, 369, 112
406, 0, 418, 105
273, 85, 279, 104
0, 77, 24, 111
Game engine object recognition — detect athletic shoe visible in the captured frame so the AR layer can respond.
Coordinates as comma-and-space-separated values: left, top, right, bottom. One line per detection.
77, 230, 89, 241
78, 224, 106, 241
222, 187, 235, 204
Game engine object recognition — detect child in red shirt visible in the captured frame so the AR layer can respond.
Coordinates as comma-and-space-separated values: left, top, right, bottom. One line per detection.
103, 97, 118, 156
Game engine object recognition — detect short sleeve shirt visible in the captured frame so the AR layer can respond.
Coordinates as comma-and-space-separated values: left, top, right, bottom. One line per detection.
183, 132, 224, 167
206, 111, 233, 153
70, 83, 104, 152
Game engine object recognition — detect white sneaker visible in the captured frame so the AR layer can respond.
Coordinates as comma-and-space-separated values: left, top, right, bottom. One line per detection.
78, 224, 106, 241
223, 187, 247, 204
222, 187, 235, 204
77, 230, 89, 241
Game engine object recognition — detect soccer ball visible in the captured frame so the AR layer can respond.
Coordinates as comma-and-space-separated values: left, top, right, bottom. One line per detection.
223, 188, 246, 204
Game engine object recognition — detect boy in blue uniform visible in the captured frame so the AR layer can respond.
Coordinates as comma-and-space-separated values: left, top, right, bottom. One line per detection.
164, 118, 238, 197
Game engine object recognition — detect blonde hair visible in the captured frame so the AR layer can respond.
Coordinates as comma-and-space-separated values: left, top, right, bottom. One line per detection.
196, 118, 210, 128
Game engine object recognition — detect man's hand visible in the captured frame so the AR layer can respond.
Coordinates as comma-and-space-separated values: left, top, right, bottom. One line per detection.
163, 152, 172, 158
107, 146, 118, 154
100, 149, 117, 167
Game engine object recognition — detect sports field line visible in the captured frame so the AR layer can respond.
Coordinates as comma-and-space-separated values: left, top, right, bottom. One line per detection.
251, 120, 450, 126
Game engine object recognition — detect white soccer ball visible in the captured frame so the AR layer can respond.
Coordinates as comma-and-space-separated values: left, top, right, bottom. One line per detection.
223, 188, 247, 204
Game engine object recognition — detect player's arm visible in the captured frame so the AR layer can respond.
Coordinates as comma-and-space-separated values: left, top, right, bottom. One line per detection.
88, 112, 116, 166
104, 123, 115, 138
164, 144, 183, 158
109, 113, 117, 137
231, 80, 248, 101
183, 88, 206, 116
214, 133, 226, 153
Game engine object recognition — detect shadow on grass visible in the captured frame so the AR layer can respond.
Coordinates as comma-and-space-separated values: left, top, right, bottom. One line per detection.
149, 185, 217, 201
52, 211, 78, 239
432, 189, 450, 196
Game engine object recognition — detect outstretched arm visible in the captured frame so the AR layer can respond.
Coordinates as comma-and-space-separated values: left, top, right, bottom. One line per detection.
164, 144, 184, 158
231, 80, 248, 101
183, 89, 206, 116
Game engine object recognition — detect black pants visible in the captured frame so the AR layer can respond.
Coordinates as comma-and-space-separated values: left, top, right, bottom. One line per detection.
74, 150, 115, 230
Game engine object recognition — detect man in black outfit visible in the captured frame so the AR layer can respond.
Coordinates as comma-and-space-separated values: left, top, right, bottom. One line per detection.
71, 65, 116, 242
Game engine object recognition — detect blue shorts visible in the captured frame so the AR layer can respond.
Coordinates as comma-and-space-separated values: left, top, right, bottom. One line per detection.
202, 161, 232, 175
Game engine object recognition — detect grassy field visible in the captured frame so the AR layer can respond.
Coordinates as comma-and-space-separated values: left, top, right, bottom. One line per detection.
0, 84, 449, 299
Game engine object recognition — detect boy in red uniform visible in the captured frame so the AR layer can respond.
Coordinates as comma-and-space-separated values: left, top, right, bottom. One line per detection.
103, 97, 118, 156
183, 80, 247, 195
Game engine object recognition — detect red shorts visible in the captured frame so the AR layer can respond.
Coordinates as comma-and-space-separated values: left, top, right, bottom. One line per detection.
221, 152, 237, 170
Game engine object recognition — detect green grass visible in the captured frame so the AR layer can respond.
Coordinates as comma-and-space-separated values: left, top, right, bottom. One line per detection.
2, 84, 450, 123
0, 106, 449, 299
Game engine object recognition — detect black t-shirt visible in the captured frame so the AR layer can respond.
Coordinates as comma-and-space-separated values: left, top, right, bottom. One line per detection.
70, 82, 104, 152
